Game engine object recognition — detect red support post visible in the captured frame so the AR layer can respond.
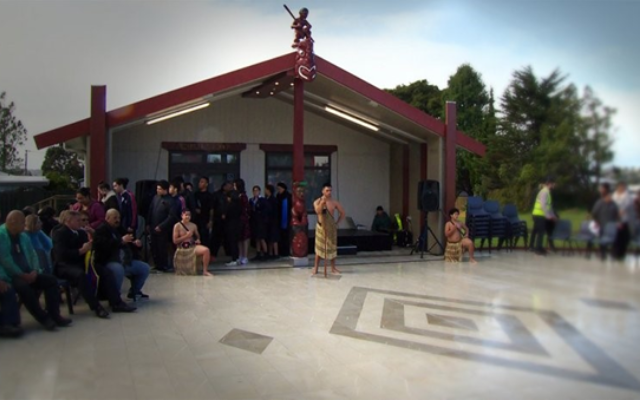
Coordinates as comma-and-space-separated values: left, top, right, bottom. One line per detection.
420, 143, 427, 231
402, 145, 409, 220
89, 85, 107, 192
445, 101, 457, 215
292, 78, 305, 183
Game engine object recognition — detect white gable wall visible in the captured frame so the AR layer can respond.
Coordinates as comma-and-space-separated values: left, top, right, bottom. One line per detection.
110, 94, 390, 228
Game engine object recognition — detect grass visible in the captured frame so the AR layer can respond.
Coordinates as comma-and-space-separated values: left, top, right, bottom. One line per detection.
461, 208, 590, 248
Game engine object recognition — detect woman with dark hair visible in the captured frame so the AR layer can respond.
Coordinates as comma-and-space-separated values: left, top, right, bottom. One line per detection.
173, 210, 212, 276
112, 177, 138, 233
98, 181, 119, 212
72, 187, 105, 229
249, 185, 268, 261
37, 206, 59, 236
233, 179, 251, 265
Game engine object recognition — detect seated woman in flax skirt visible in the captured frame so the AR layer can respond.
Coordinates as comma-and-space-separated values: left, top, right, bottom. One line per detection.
311, 183, 346, 276
173, 210, 213, 276
444, 208, 477, 264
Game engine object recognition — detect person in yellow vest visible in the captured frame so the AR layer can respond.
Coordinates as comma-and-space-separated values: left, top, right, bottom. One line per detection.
530, 176, 557, 255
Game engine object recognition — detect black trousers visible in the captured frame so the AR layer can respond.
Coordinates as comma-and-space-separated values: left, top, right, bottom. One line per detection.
56, 265, 99, 310
12, 273, 61, 322
151, 231, 171, 270
545, 219, 556, 250
613, 223, 630, 260
195, 220, 211, 251
210, 219, 229, 258
279, 228, 291, 257
530, 216, 547, 251
0, 286, 21, 326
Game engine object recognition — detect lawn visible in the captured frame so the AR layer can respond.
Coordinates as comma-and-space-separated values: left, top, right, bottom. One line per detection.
461, 208, 590, 248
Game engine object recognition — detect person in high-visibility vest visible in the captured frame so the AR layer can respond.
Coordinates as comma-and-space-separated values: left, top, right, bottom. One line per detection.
530, 176, 557, 255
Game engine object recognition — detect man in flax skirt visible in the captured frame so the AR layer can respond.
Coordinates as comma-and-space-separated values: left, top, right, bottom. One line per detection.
311, 183, 346, 276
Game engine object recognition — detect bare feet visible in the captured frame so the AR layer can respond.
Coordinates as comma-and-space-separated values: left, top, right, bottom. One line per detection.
469, 258, 478, 265
311, 268, 318, 276
203, 270, 213, 276
331, 267, 341, 274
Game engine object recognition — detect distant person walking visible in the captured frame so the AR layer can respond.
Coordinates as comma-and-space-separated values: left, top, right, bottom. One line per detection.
612, 182, 635, 260
530, 177, 557, 255
591, 182, 619, 261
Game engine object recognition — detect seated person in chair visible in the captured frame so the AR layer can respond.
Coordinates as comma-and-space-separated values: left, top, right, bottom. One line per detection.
444, 208, 477, 264
0, 210, 72, 330
53, 210, 134, 317
371, 206, 393, 233
0, 278, 23, 338
93, 209, 150, 302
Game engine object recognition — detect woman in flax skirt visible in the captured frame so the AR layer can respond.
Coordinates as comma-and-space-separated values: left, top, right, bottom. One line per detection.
173, 210, 212, 276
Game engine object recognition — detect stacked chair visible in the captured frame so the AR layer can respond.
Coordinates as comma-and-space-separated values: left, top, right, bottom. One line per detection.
465, 196, 491, 252
502, 204, 528, 251
550, 220, 574, 255
483, 200, 509, 252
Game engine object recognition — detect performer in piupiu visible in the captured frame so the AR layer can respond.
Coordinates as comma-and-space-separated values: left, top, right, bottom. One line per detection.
311, 183, 346, 276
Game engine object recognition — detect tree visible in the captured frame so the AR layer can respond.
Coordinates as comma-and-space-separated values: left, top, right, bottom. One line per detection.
0, 91, 28, 174
41, 145, 84, 190
441, 64, 491, 196
386, 80, 444, 118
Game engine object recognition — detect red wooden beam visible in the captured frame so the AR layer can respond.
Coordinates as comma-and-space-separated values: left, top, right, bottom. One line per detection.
444, 101, 457, 214
420, 143, 427, 231
89, 86, 107, 191
34, 119, 90, 149
402, 145, 409, 219
292, 79, 305, 184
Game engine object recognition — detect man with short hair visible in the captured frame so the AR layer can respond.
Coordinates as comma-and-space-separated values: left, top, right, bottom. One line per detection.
311, 183, 346, 276
1, 210, 72, 330
530, 176, 557, 255
53, 210, 110, 318
147, 180, 178, 272
371, 206, 393, 233
94, 209, 150, 303
591, 182, 620, 261
276, 182, 293, 257
444, 208, 477, 264
194, 176, 214, 250
211, 181, 233, 258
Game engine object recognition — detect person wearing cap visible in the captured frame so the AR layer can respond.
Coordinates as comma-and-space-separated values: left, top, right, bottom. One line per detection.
530, 176, 557, 255
371, 206, 393, 233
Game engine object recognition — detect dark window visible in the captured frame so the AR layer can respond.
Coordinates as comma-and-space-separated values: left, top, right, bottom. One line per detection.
265, 152, 331, 212
170, 151, 240, 192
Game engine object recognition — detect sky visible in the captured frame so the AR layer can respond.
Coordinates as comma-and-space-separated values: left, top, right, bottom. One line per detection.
0, 0, 638, 171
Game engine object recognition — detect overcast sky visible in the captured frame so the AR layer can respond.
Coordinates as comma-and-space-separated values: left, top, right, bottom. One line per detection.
0, 0, 638, 170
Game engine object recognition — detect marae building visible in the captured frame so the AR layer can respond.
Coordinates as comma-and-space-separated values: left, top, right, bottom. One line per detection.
33, 52, 485, 242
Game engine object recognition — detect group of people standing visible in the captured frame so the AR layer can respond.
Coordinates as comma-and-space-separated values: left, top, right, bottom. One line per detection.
0, 177, 151, 338
530, 177, 639, 260
146, 176, 295, 274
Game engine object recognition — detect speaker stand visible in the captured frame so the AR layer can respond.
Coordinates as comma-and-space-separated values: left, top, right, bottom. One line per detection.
410, 212, 444, 258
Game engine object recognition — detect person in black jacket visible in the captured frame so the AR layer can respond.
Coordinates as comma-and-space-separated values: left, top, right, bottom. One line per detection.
147, 180, 178, 272
52, 210, 114, 318
264, 184, 280, 259
194, 176, 214, 250
94, 209, 149, 302
211, 181, 233, 258
276, 182, 293, 257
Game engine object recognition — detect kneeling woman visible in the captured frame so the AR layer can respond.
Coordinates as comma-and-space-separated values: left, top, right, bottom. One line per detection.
173, 210, 213, 276
444, 208, 477, 264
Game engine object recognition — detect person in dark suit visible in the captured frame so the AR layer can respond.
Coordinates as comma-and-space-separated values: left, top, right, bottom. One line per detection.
53, 210, 131, 317
147, 180, 179, 272
276, 182, 293, 257
93, 209, 150, 302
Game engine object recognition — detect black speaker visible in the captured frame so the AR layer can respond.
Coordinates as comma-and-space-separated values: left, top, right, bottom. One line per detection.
418, 180, 439, 212
135, 180, 158, 218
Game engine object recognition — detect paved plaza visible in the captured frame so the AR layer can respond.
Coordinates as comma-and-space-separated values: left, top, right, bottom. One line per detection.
1, 252, 639, 400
